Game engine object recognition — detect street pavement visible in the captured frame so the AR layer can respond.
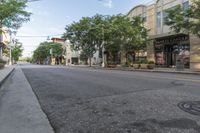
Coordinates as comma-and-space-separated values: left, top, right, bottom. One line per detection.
0, 66, 54, 133
11, 64, 200, 133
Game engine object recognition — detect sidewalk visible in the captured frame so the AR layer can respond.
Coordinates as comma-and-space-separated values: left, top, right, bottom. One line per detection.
0, 67, 54, 133
71, 65, 200, 75
0, 66, 15, 87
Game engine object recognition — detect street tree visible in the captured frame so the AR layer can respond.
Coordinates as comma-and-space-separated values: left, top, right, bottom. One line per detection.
33, 42, 63, 64
189, 0, 200, 37
164, 5, 189, 34
64, 14, 148, 66
164, 0, 200, 37
102, 15, 130, 64
64, 16, 100, 66
0, 0, 31, 31
104, 15, 148, 64
129, 16, 148, 61
12, 41, 23, 62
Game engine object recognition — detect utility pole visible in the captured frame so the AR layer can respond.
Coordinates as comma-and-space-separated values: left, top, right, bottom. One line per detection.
8, 30, 12, 65
0, 23, 4, 59
0, 35, 2, 59
101, 24, 105, 67
65, 40, 70, 66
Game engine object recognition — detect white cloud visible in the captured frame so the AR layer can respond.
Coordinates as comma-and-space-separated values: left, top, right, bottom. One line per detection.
37, 11, 49, 16
101, 0, 113, 9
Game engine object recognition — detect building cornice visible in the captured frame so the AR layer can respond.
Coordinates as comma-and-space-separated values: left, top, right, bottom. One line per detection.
127, 5, 147, 16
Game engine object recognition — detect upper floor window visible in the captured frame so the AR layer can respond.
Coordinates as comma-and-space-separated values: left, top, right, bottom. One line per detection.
157, 12, 162, 28
143, 13, 147, 22
183, 1, 189, 10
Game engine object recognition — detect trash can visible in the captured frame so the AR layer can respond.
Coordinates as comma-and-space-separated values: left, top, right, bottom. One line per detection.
176, 59, 184, 71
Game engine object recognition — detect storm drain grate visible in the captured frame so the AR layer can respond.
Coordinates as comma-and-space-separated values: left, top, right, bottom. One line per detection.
178, 101, 200, 116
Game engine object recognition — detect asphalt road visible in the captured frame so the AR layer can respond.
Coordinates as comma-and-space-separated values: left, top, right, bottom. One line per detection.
22, 64, 200, 133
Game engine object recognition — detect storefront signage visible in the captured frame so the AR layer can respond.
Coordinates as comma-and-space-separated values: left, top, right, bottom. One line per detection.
155, 36, 189, 44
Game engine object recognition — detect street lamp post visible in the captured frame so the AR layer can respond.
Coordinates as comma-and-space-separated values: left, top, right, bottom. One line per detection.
8, 30, 14, 65
65, 40, 70, 66
101, 24, 105, 67
9, 44, 12, 65
102, 42, 105, 67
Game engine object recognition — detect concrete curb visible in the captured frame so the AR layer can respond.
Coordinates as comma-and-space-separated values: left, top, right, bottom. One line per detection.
102, 68, 200, 75
70, 66, 200, 75
0, 67, 15, 88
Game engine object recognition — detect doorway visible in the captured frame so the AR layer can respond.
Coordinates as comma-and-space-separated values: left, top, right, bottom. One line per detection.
164, 45, 177, 67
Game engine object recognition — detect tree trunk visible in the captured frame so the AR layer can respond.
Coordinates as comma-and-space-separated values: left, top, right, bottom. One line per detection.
132, 52, 135, 64
125, 52, 128, 65
89, 57, 92, 67
137, 51, 140, 61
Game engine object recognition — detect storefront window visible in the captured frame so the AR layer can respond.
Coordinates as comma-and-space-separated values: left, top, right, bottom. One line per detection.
179, 44, 190, 67
155, 35, 190, 68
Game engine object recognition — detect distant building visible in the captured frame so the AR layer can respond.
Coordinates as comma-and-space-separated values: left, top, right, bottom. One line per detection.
128, 0, 200, 71
51, 37, 80, 65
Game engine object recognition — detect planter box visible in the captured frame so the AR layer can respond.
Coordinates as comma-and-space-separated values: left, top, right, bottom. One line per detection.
147, 64, 155, 69
107, 64, 117, 68
133, 64, 140, 69
140, 64, 148, 69
0, 63, 5, 69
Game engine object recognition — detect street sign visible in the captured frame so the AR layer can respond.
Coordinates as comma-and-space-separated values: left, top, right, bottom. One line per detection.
3, 18, 12, 28
50, 49, 53, 55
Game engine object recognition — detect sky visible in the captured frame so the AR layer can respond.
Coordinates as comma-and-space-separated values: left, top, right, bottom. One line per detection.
16, 0, 153, 57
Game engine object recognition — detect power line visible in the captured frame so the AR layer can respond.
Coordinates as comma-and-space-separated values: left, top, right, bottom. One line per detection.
16, 34, 63, 38
26, 0, 43, 2
16, 35, 47, 38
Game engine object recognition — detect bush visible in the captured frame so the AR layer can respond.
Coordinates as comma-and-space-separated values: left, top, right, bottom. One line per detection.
0, 59, 6, 69
133, 61, 140, 64
0, 59, 6, 64
122, 63, 128, 68
139, 59, 148, 64
148, 61, 155, 64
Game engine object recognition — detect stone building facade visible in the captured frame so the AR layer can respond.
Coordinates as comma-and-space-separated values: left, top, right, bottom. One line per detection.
127, 0, 200, 71
0, 28, 10, 61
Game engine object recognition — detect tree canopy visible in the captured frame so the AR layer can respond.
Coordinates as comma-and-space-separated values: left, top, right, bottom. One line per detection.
12, 41, 23, 62
63, 14, 148, 66
0, 0, 31, 31
164, 0, 200, 37
33, 42, 63, 63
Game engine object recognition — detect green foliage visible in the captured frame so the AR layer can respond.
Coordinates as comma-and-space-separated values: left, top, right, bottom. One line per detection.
33, 42, 63, 63
189, 0, 200, 37
0, 58, 6, 64
12, 42, 23, 62
164, 5, 189, 34
139, 59, 148, 64
148, 61, 155, 64
0, 0, 31, 30
63, 14, 148, 66
64, 14, 108, 66
164, 0, 200, 37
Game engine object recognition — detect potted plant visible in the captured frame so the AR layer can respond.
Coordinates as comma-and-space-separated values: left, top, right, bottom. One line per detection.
107, 61, 117, 68
133, 61, 140, 69
147, 61, 155, 69
140, 59, 148, 69
0, 59, 6, 69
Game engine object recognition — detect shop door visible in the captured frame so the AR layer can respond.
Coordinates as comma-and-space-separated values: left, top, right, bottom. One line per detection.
164, 45, 176, 67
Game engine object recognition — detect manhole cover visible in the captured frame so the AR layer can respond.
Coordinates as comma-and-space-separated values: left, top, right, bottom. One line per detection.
178, 101, 200, 116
